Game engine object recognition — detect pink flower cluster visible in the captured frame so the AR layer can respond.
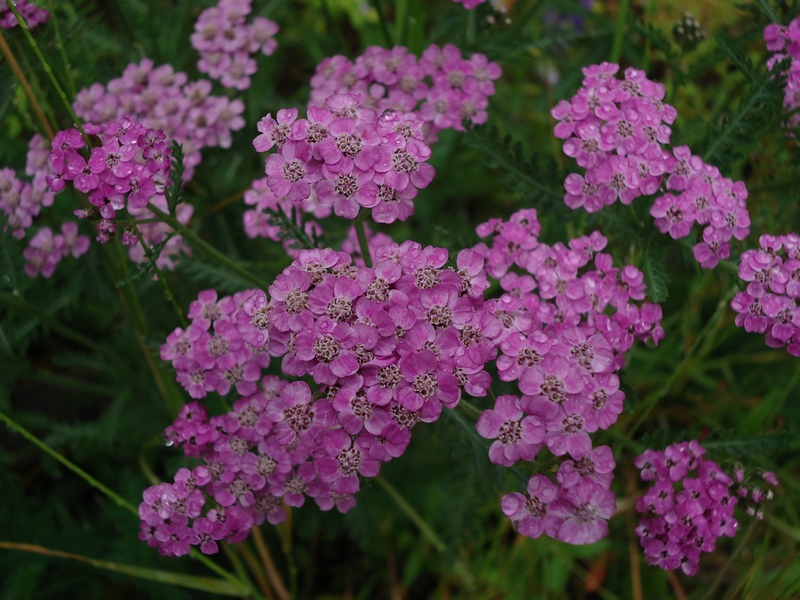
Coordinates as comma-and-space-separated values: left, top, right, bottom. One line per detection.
553, 62, 677, 211
309, 44, 501, 142
731, 232, 800, 355
145, 241, 498, 555
553, 62, 750, 269
0, 0, 48, 29
47, 117, 171, 243
161, 288, 272, 399
139, 380, 360, 557
1, 135, 54, 240
190, 0, 279, 90
653, 145, 749, 269
471, 208, 664, 544
254, 95, 435, 223
23, 222, 89, 278
765, 16, 800, 131
242, 176, 327, 255
74, 59, 245, 181
635, 441, 778, 576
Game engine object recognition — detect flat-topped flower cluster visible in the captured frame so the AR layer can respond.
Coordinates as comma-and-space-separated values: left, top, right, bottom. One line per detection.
74, 59, 245, 181
309, 44, 500, 142
146, 239, 501, 555
254, 95, 435, 223
635, 440, 778, 576
190, 0, 279, 90
553, 63, 750, 269
470, 208, 664, 544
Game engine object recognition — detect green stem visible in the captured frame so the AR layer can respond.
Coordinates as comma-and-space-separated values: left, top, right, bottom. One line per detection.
609, 0, 632, 64
369, 0, 394, 46
457, 398, 484, 421
353, 210, 373, 268
757, 0, 780, 23
131, 225, 188, 328
374, 475, 446, 553
701, 519, 757, 600
625, 286, 735, 437
45, 0, 77, 99
0, 409, 263, 599
0, 408, 138, 514
8, 3, 91, 146
148, 204, 267, 290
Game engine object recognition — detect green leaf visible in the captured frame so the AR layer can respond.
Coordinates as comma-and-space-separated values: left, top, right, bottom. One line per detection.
642, 233, 670, 303
0, 542, 246, 596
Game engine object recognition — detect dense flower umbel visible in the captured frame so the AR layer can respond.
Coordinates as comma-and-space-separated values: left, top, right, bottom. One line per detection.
553, 63, 750, 269
473, 208, 664, 544
73, 59, 245, 181
309, 44, 500, 142
634, 441, 778, 576
254, 96, 436, 223
46, 118, 192, 268
190, 0, 279, 90
732, 233, 800, 355
0, 0, 49, 29
146, 241, 497, 555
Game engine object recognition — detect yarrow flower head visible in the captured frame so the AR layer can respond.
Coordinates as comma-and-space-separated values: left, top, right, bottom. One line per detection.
190, 0, 279, 90
73, 59, 245, 181
472, 208, 663, 544
254, 95, 436, 224
732, 232, 800, 355
764, 16, 800, 133
309, 43, 500, 143
634, 440, 778, 576
47, 118, 192, 269
553, 63, 750, 269
1, 135, 55, 240
145, 239, 498, 556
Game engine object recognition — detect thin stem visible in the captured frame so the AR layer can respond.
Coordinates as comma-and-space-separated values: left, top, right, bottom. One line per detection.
45, 0, 77, 98
131, 225, 188, 328
8, 3, 91, 146
354, 209, 373, 268
374, 475, 446, 553
369, 0, 394, 46
0, 542, 247, 597
757, 0, 780, 23
237, 542, 276, 600
625, 286, 735, 437
0, 29, 55, 139
0, 408, 138, 514
279, 512, 298, 600
609, 0, 632, 64
457, 398, 484, 421
148, 204, 267, 290
251, 527, 290, 600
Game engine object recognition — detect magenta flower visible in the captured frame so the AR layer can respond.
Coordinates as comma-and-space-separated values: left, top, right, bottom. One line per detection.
476, 394, 544, 466
552, 480, 616, 544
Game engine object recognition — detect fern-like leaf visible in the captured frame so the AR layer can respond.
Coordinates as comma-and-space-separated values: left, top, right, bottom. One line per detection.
642, 232, 671, 303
